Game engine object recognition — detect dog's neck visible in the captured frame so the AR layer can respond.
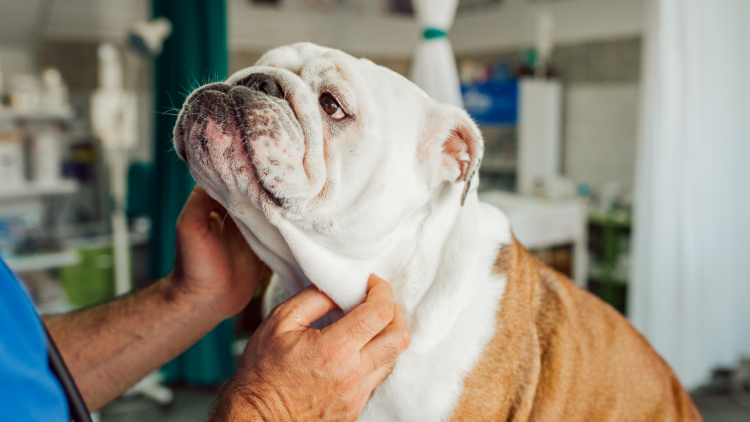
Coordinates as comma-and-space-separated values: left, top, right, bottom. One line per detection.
386, 188, 484, 351
260, 180, 507, 352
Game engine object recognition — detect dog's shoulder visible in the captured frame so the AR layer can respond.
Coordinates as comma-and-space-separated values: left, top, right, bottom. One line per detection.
526, 243, 701, 421
449, 239, 702, 422
447, 239, 543, 421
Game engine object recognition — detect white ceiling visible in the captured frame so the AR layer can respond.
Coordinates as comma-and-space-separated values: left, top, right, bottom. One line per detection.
0, 0, 149, 46
0, 0, 643, 55
0, 0, 48, 45
228, 0, 419, 56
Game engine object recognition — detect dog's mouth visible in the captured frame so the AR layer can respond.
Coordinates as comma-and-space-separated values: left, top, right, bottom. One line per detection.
259, 182, 282, 207
175, 77, 317, 211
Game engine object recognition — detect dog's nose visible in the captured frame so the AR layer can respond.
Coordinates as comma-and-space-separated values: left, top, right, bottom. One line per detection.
236, 73, 285, 100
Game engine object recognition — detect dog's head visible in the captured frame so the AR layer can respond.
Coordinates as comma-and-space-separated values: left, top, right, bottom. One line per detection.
175, 43, 483, 311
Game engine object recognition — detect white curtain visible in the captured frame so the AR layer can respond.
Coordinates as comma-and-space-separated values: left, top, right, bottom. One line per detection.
410, 0, 463, 108
630, 0, 750, 389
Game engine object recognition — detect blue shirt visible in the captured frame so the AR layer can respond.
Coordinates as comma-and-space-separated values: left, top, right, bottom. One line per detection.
0, 258, 68, 421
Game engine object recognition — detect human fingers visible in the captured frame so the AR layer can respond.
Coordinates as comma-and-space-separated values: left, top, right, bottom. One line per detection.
272, 285, 339, 333
323, 274, 394, 351
360, 303, 410, 375
177, 185, 225, 230
359, 307, 410, 393
185, 186, 245, 244
189, 185, 220, 214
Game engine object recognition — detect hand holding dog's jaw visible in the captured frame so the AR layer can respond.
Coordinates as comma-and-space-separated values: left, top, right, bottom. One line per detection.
171, 184, 267, 320
209, 274, 411, 422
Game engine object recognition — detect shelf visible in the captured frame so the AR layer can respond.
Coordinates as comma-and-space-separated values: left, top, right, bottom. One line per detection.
0, 179, 79, 200
0, 108, 76, 122
4, 248, 81, 272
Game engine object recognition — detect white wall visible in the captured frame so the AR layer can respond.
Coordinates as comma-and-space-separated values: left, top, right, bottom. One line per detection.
564, 84, 639, 195
0, 0, 44, 81
0, 44, 34, 85
0, 0, 45, 44
451, 0, 644, 54
43, 0, 149, 42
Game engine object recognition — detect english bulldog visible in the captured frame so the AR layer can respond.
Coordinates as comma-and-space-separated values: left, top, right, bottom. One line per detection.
174, 43, 701, 421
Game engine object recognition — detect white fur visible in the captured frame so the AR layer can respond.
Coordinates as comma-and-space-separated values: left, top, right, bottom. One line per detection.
360, 202, 510, 421
177, 43, 514, 421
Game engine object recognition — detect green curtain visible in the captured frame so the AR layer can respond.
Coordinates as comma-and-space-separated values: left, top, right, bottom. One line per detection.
151, 0, 234, 386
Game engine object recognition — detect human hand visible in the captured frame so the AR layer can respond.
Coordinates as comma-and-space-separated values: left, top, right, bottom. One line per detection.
171, 185, 266, 319
210, 275, 411, 422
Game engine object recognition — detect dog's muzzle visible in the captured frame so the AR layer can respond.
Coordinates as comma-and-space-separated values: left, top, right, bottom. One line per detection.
174, 74, 286, 160
175, 73, 311, 208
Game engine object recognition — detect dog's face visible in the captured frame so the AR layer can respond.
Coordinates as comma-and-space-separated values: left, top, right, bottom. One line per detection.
175, 43, 482, 310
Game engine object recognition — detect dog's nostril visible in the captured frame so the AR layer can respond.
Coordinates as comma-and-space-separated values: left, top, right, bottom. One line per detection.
236, 73, 285, 100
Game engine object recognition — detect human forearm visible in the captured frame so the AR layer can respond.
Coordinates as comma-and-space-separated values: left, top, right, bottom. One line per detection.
44, 274, 229, 411
42, 186, 265, 411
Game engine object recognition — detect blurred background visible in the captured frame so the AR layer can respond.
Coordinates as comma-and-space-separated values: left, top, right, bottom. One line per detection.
0, 0, 747, 421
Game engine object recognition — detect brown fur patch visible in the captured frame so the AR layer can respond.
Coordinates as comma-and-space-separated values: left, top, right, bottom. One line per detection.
448, 238, 702, 422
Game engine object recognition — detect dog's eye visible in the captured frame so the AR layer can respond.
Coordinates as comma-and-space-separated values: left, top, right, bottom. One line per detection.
320, 94, 346, 120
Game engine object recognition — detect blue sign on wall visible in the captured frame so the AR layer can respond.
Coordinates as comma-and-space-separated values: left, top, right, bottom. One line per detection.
461, 80, 518, 125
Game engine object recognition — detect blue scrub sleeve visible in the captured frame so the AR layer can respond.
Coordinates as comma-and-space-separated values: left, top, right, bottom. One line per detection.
0, 258, 69, 421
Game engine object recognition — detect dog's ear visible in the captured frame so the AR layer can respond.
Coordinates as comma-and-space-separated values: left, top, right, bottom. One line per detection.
419, 105, 484, 205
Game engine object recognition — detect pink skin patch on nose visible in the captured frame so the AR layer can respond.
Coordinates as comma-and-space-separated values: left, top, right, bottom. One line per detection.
204, 118, 235, 151
194, 117, 256, 199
